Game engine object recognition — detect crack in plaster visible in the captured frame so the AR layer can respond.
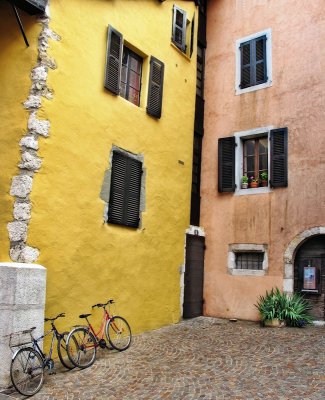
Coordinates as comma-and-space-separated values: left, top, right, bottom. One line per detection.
7, 6, 60, 263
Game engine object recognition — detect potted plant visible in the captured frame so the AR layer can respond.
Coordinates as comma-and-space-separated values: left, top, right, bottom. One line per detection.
249, 176, 259, 188
260, 171, 268, 187
255, 287, 313, 328
241, 175, 248, 189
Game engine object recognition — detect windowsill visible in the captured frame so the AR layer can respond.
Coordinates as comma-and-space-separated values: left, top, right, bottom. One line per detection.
170, 42, 191, 61
229, 269, 266, 276
236, 80, 272, 95
235, 187, 272, 196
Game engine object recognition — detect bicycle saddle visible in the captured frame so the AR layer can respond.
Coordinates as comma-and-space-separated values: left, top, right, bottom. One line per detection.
79, 313, 91, 319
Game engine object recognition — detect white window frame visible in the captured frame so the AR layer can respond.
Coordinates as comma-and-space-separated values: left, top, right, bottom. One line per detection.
235, 28, 272, 95
234, 126, 273, 196
228, 244, 268, 276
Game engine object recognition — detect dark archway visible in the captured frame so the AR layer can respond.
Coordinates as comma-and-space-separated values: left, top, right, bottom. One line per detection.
294, 235, 325, 320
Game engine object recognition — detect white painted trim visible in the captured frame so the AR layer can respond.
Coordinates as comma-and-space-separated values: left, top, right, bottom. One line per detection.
234, 126, 273, 195
235, 28, 272, 95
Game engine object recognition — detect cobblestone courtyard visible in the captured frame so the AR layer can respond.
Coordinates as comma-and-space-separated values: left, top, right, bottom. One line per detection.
1, 317, 325, 400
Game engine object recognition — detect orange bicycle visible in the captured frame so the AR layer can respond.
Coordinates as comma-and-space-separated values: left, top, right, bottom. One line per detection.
66, 299, 131, 368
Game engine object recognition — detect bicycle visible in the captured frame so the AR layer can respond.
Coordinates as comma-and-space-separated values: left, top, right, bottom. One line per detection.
9, 313, 73, 396
66, 299, 131, 369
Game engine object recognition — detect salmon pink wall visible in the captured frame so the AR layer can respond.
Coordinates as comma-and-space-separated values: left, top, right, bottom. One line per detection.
202, 0, 325, 320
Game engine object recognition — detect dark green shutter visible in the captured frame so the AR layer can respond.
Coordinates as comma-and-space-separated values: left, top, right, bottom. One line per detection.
104, 26, 123, 95
270, 128, 288, 187
108, 152, 142, 228
172, 5, 187, 52
255, 36, 267, 85
218, 137, 236, 192
240, 42, 251, 88
240, 35, 267, 88
147, 57, 164, 119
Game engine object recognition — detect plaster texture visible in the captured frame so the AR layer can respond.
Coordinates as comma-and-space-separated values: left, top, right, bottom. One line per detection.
0, 0, 198, 338
0, 263, 46, 388
202, 0, 325, 320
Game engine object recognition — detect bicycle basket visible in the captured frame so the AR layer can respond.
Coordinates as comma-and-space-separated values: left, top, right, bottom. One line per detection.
8, 327, 35, 349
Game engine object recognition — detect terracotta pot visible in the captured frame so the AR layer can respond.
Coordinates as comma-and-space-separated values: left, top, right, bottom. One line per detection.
261, 180, 268, 187
250, 181, 259, 188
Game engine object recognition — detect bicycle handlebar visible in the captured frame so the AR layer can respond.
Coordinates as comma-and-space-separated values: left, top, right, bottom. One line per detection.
92, 299, 114, 308
44, 312, 65, 322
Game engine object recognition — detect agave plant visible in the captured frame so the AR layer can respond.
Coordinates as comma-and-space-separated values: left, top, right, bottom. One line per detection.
255, 287, 313, 327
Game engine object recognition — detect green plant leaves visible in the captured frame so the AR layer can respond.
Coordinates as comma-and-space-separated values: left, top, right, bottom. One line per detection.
254, 287, 313, 327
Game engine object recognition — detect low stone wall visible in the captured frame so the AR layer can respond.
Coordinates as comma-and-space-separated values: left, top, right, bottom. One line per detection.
0, 263, 46, 388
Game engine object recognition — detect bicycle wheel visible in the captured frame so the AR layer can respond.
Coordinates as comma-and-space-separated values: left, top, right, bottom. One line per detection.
57, 331, 76, 370
66, 327, 97, 368
105, 316, 132, 351
10, 347, 44, 396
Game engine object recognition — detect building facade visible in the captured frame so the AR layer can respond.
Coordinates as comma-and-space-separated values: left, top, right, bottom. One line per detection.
0, 0, 199, 348
201, 0, 325, 321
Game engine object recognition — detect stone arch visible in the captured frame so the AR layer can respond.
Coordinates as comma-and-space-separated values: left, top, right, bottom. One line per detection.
283, 227, 325, 294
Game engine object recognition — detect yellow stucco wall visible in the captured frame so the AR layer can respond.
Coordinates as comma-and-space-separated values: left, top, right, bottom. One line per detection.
21, 0, 197, 333
0, 3, 41, 260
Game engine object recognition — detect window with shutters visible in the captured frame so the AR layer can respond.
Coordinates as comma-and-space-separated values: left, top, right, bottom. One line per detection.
235, 29, 272, 95
105, 26, 164, 118
172, 5, 195, 58
218, 127, 288, 195
107, 150, 143, 228
243, 135, 268, 189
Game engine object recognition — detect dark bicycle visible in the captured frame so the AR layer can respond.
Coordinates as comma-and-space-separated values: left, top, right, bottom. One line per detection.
9, 312, 73, 396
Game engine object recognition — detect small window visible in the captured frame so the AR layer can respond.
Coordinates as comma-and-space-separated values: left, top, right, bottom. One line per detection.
235, 252, 264, 270
172, 5, 195, 58
120, 47, 142, 106
243, 135, 268, 188
107, 151, 143, 228
236, 29, 272, 95
228, 244, 268, 276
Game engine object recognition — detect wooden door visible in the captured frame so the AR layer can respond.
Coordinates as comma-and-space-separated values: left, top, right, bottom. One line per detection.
183, 234, 205, 318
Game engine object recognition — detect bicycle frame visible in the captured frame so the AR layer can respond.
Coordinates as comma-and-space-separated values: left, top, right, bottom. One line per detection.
87, 308, 111, 341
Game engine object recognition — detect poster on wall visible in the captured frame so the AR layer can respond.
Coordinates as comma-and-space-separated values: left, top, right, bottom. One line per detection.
303, 266, 316, 290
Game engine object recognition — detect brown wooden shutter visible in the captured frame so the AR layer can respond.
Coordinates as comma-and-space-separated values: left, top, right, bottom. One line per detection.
172, 5, 187, 52
147, 57, 164, 119
108, 152, 142, 228
270, 128, 288, 187
104, 26, 123, 95
218, 137, 236, 192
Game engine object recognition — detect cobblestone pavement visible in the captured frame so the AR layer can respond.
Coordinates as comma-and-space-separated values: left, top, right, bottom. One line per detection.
2, 317, 325, 400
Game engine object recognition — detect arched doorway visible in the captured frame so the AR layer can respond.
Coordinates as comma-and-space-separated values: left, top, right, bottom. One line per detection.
294, 235, 325, 320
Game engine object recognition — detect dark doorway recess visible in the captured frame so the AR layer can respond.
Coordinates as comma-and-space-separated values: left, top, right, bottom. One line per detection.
294, 235, 325, 320
183, 234, 205, 318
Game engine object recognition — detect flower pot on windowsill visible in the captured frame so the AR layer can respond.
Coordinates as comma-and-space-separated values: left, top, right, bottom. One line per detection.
261, 180, 268, 187
249, 181, 259, 188
241, 183, 248, 189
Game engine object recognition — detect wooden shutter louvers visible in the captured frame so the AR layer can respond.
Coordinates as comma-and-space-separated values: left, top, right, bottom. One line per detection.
218, 137, 236, 192
147, 57, 164, 119
108, 152, 142, 228
240, 35, 267, 88
270, 128, 288, 187
172, 6, 187, 52
105, 27, 123, 95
